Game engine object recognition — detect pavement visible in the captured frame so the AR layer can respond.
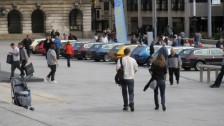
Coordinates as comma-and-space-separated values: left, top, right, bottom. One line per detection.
0, 40, 224, 126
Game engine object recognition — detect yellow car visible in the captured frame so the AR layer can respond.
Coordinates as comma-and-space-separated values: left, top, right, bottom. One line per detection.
109, 44, 139, 62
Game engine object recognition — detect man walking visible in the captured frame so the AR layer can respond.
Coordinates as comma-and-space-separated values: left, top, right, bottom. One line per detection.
54, 36, 61, 59
158, 40, 168, 61
116, 48, 138, 112
210, 57, 224, 88
167, 48, 182, 85
22, 35, 32, 57
9, 43, 22, 79
44, 35, 54, 59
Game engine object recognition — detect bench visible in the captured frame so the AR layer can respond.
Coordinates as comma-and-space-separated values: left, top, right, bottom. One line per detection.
198, 65, 221, 84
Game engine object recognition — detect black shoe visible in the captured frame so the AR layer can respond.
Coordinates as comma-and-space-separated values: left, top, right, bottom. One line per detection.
170, 83, 173, 85
177, 80, 179, 84
210, 85, 220, 88
162, 104, 166, 111
123, 107, 128, 111
155, 106, 159, 110
129, 102, 134, 112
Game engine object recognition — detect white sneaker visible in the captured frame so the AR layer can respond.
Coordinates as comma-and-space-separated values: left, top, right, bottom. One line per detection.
46, 77, 50, 82
51, 80, 57, 84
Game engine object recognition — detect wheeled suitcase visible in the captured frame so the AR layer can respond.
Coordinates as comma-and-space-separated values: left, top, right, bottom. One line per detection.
25, 63, 34, 76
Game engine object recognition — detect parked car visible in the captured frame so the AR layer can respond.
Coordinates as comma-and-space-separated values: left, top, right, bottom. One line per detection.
149, 46, 193, 66
76, 42, 97, 60
33, 40, 46, 55
94, 43, 123, 62
85, 43, 105, 60
30, 38, 45, 53
108, 44, 139, 62
179, 48, 223, 71
131, 45, 162, 66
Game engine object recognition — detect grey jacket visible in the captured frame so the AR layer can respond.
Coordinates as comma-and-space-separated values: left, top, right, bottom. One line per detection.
167, 53, 182, 69
47, 49, 57, 65
20, 48, 28, 61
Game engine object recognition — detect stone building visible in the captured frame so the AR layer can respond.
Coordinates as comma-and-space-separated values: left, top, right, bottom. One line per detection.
94, 0, 224, 37
0, 0, 92, 39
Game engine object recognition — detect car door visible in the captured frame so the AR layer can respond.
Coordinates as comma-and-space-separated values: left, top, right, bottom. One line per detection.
210, 49, 223, 65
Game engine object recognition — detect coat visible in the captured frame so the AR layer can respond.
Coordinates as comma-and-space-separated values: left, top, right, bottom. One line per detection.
64, 44, 74, 55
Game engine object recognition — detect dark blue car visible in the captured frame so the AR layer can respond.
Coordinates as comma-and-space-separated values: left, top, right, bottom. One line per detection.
131, 45, 162, 65
94, 43, 123, 62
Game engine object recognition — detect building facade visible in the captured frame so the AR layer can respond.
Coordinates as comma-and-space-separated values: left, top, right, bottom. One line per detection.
94, 0, 223, 37
0, 0, 92, 38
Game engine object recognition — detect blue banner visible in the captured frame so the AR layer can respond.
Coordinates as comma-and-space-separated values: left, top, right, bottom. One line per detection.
114, 0, 128, 44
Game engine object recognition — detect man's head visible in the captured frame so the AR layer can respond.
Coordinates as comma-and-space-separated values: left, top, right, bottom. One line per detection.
26, 35, 29, 38
161, 40, 166, 47
18, 42, 24, 48
10, 43, 15, 49
171, 48, 175, 55
124, 48, 131, 56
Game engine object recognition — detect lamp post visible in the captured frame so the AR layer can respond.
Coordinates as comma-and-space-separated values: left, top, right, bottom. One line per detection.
92, 0, 97, 34
192, 0, 197, 35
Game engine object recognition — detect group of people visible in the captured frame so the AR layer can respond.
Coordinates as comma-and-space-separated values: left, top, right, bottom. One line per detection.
116, 39, 182, 112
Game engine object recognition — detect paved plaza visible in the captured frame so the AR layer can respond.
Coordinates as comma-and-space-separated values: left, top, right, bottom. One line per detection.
0, 40, 224, 126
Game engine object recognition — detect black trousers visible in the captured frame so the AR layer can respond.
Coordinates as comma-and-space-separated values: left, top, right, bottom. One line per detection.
169, 68, 180, 84
66, 54, 71, 67
47, 65, 56, 81
11, 61, 22, 77
213, 65, 224, 87
20, 60, 27, 76
25, 47, 30, 58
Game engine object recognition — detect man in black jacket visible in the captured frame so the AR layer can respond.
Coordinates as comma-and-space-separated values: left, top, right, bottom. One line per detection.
22, 35, 32, 57
43, 35, 54, 59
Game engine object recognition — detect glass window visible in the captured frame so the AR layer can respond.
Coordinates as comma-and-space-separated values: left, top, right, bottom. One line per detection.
104, 2, 109, 11
157, 0, 168, 11
179, 49, 192, 57
172, 17, 185, 34
194, 50, 210, 55
141, 0, 152, 11
189, 0, 207, 2
211, 49, 223, 55
127, 0, 138, 11
69, 9, 83, 31
171, 0, 184, 11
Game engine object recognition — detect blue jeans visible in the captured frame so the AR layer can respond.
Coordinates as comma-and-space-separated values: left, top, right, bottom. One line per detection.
154, 80, 166, 107
213, 65, 224, 87
121, 79, 134, 107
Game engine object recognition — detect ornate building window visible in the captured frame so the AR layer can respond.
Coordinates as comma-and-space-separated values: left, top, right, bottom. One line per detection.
32, 9, 45, 33
127, 0, 138, 11
69, 9, 83, 31
8, 9, 22, 33
141, 0, 152, 11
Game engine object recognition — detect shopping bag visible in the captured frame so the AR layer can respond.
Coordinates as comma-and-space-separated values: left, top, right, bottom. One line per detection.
25, 63, 34, 76
6, 54, 13, 64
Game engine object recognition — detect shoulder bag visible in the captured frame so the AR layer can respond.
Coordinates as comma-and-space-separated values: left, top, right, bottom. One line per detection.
115, 58, 124, 86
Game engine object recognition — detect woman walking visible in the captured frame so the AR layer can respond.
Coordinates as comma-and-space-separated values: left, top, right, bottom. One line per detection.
18, 42, 29, 77
64, 41, 74, 67
46, 44, 58, 83
149, 54, 167, 111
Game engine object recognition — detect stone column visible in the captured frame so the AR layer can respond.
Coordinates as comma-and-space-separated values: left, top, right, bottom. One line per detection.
82, 4, 92, 38
138, 0, 142, 28
168, 0, 172, 27
20, 8, 32, 34
185, 0, 190, 37
0, 15, 8, 34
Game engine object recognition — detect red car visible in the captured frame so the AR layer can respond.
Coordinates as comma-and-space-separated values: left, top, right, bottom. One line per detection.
34, 41, 46, 55
76, 43, 97, 60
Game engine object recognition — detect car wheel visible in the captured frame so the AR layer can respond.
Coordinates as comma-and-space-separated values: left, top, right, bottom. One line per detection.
194, 61, 204, 71
183, 67, 191, 71
103, 54, 111, 62
146, 58, 151, 67
137, 62, 144, 66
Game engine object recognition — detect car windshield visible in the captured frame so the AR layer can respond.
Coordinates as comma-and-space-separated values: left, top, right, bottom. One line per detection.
125, 45, 137, 51
90, 44, 102, 50
102, 44, 114, 49
110, 45, 122, 52
73, 43, 82, 50
179, 49, 193, 57
84, 43, 95, 48
132, 46, 145, 54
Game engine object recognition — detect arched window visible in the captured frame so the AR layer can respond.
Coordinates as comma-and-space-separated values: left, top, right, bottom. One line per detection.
8, 10, 22, 34
69, 9, 83, 31
32, 9, 45, 33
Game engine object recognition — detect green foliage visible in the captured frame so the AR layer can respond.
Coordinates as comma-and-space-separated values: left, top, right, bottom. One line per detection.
213, 31, 224, 40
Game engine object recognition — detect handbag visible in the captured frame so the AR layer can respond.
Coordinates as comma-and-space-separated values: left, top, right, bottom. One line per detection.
6, 54, 13, 64
149, 79, 157, 90
25, 63, 34, 76
115, 58, 124, 85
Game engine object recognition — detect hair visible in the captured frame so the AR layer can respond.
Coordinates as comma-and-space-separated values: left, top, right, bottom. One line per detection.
50, 44, 56, 50
10, 43, 15, 46
153, 54, 166, 67
18, 42, 24, 46
66, 41, 71, 45
124, 48, 131, 55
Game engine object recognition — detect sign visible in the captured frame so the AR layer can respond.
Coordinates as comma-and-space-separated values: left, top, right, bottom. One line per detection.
114, 0, 128, 43
147, 32, 153, 45
212, 0, 221, 4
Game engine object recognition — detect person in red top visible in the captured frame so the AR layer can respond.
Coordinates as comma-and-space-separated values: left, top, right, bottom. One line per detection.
64, 41, 74, 67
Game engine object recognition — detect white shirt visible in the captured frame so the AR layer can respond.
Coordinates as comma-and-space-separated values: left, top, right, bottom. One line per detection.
12, 47, 20, 61
116, 56, 138, 79
101, 37, 108, 43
